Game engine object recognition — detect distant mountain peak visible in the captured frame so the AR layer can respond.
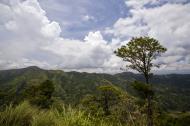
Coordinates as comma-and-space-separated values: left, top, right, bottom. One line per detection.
24, 66, 42, 70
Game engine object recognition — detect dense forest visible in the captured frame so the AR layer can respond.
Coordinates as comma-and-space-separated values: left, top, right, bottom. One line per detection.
0, 66, 190, 126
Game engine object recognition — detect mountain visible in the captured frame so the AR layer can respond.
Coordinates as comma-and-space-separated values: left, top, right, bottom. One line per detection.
0, 66, 190, 111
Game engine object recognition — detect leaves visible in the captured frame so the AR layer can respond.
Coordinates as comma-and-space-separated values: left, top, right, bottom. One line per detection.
25, 80, 55, 109
132, 81, 154, 99
115, 36, 167, 76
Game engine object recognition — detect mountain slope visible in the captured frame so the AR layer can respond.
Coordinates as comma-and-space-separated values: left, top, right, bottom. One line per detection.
0, 66, 190, 111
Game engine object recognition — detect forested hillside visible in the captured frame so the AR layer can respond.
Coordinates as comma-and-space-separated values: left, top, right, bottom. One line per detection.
0, 66, 190, 126
0, 66, 190, 111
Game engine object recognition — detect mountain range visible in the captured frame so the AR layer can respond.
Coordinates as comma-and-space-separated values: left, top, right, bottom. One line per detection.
0, 66, 190, 111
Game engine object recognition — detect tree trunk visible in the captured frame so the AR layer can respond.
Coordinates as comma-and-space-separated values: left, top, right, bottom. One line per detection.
147, 94, 153, 126
146, 75, 153, 126
103, 93, 110, 115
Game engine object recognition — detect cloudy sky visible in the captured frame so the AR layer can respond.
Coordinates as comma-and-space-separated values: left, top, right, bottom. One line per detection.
0, 0, 190, 74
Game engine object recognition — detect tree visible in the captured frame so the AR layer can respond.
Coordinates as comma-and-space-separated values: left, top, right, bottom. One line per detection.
114, 36, 167, 126
132, 81, 153, 99
97, 85, 122, 115
81, 80, 123, 116
25, 79, 55, 108
81, 82, 143, 125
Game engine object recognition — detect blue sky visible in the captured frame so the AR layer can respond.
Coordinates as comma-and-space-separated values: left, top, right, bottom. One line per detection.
39, 0, 129, 40
0, 0, 190, 74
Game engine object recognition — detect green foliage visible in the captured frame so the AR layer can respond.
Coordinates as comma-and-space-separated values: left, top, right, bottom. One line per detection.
1, 99, 189, 126
0, 101, 144, 126
115, 36, 167, 126
114, 36, 167, 75
0, 77, 190, 126
81, 84, 123, 115
132, 81, 153, 99
0, 66, 190, 111
156, 112, 190, 126
97, 84, 123, 115
31, 111, 58, 126
0, 66, 190, 126
0, 101, 36, 126
25, 80, 55, 108
0, 89, 6, 107
80, 83, 146, 125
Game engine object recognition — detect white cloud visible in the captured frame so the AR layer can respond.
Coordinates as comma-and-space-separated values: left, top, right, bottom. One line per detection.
0, 0, 189, 73
82, 15, 94, 21
5, 20, 18, 31
105, 1, 190, 72
125, 0, 189, 9
41, 21, 61, 38
0, 0, 123, 73
105, 17, 149, 38
0, 0, 61, 60
43, 31, 123, 72
125, 0, 157, 9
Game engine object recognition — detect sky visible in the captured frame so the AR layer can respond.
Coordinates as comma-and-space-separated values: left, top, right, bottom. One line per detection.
0, 0, 190, 74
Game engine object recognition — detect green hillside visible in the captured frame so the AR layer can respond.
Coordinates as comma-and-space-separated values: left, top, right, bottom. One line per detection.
0, 66, 190, 111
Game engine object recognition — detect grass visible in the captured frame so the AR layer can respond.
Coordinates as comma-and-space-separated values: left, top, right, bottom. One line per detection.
0, 101, 147, 126
0, 102, 36, 126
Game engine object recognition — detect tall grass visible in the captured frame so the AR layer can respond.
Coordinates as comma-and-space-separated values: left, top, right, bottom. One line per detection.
0, 101, 36, 126
0, 101, 146, 126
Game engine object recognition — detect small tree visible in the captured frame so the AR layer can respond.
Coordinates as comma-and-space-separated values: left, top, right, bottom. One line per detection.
114, 36, 167, 126
25, 80, 55, 108
81, 80, 123, 116
97, 85, 122, 115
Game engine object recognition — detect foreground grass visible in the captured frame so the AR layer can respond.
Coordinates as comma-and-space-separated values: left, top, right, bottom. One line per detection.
1, 102, 190, 126
1, 101, 144, 126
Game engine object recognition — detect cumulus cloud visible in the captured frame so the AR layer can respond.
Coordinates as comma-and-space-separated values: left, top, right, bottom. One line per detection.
42, 31, 124, 73
105, 0, 190, 72
0, 0, 189, 73
0, 0, 123, 73
0, 0, 61, 60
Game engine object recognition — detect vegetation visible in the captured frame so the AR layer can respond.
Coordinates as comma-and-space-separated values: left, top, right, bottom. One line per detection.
115, 36, 167, 126
25, 80, 55, 108
0, 66, 189, 111
0, 99, 146, 126
0, 37, 189, 126
0, 88, 189, 126
0, 101, 112, 126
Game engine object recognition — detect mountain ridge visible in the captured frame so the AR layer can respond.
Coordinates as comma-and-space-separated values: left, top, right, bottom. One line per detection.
1, 66, 190, 75
0, 66, 190, 111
